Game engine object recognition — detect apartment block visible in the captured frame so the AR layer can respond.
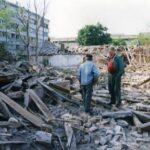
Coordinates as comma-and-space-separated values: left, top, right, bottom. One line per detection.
0, 1, 49, 55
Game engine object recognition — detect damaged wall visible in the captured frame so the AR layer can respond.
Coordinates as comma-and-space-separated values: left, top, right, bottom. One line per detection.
31, 55, 84, 67
49, 55, 84, 67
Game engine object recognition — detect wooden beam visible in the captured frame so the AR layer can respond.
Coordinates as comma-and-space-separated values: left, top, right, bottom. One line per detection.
0, 121, 10, 127
138, 122, 150, 132
0, 99, 13, 118
133, 114, 142, 128
0, 74, 16, 84
92, 97, 111, 108
7, 91, 24, 99
102, 111, 133, 119
49, 80, 70, 94
27, 89, 54, 122
133, 111, 150, 123
65, 123, 77, 150
48, 82, 70, 95
133, 77, 150, 87
0, 121, 22, 128
135, 104, 150, 112
0, 141, 27, 145
0, 92, 44, 127
38, 80, 80, 106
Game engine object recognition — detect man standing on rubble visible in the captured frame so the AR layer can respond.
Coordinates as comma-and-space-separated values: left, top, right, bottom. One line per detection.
107, 47, 124, 110
77, 54, 100, 114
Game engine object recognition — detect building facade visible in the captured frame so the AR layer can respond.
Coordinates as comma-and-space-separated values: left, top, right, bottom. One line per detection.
0, 1, 49, 55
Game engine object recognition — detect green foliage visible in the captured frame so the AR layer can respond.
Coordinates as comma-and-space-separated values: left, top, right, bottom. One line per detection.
0, 43, 13, 62
112, 39, 126, 46
16, 48, 25, 60
0, 0, 13, 47
138, 34, 150, 45
77, 23, 112, 46
0, 1, 12, 28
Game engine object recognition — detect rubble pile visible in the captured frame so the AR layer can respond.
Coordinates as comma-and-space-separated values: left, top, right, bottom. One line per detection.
122, 65, 150, 91
0, 61, 150, 150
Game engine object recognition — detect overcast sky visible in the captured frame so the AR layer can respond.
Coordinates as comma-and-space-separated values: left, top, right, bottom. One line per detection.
7, 0, 150, 38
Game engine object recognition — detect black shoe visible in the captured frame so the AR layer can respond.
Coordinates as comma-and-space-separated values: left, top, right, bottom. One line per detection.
116, 103, 122, 108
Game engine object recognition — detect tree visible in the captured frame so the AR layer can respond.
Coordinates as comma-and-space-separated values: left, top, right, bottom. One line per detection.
16, 1, 31, 61
33, 0, 49, 62
112, 39, 126, 46
77, 23, 112, 46
0, 0, 12, 48
16, 0, 49, 62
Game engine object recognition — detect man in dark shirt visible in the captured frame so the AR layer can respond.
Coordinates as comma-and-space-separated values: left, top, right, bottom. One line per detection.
107, 47, 124, 110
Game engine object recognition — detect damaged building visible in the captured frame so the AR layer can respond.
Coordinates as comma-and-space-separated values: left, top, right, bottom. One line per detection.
0, 1, 49, 55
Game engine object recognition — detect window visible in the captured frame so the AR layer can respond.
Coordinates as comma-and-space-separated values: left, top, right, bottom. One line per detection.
16, 35, 19, 39
0, 19, 4, 24
0, 31, 6, 37
16, 45, 19, 49
11, 33, 16, 39
44, 32, 48, 37
44, 24, 48, 29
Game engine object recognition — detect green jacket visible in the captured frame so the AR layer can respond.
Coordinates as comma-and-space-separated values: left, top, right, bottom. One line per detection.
114, 54, 124, 76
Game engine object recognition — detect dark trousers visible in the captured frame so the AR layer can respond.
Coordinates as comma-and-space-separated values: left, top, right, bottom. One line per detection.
108, 74, 122, 106
81, 83, 93, 113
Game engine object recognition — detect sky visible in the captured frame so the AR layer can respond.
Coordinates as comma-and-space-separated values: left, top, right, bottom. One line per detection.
7, 0, 150, 38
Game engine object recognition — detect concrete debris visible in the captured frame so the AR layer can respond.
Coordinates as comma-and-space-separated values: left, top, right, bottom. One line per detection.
35, 131, 52, 144
89, 125, 98, 132
0, 54, 149, 150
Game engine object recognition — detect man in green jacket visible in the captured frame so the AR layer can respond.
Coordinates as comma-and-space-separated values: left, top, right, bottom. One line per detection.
107, 47, 124, 109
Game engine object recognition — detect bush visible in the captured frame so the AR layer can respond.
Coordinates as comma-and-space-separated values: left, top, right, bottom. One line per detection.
77, 23, 112, 46
112, 39, 126, 46
138, 34, 150, 45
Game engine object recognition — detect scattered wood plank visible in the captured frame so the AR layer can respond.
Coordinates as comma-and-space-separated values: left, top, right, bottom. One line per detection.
138, 122, 150, 132
133, 77, 150, 87
0, 92, 44, 127
133, 111, 150, 123
64, 123, 77, 150
136, 104, 150, 112
49, 80, 70, 94
1, 82, 12, 91
7, 91, 24, 99
133, 114, 142, 128
92, 97, 111, 108
102, 111, 133, 119
0, 140, 27, 145
0, 99, 12, 118
123, 96, 141, 103
27, 89, 54, 122
0, 74, 16, 84
0, 121, 10, 127
38, 80, 80, 106
0, 121, 22, 128
4, 81, 15, 93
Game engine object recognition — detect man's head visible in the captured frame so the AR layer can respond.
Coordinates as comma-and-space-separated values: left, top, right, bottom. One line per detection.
109, 47, 116, 57
116, 46, 123, 54
86, 54, 93, 61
